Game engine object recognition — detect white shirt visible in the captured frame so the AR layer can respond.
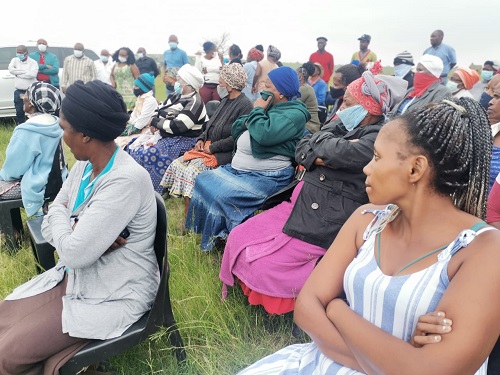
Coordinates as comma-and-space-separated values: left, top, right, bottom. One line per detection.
195, 55, 222, 84
129, 91, 158, 130
94, 59, 115, 86
8, 56, 38, 90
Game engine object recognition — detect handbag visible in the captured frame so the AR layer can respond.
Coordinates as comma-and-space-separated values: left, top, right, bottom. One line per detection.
0, 180, 21, 200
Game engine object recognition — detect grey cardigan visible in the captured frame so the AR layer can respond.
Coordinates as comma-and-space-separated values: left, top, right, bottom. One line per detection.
6, 149, 160, 340
389, 80, 451, 118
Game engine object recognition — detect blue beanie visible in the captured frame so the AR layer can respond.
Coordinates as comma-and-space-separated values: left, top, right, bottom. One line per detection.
268, 66, 301, 100
135, 73, 155, 93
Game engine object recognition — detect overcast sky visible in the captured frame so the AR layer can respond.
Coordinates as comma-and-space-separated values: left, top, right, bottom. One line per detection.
1, 0, 497, 68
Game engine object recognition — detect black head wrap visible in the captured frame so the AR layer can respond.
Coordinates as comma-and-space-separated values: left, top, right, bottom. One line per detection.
61, 80, 129, 141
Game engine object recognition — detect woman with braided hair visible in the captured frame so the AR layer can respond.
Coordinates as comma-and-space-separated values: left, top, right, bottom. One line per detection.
237, 97, 500, 375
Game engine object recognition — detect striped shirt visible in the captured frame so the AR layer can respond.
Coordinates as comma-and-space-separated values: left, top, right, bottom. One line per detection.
157, 92, 206, 137
62, 55, 97, 88
239, 205, 491, 375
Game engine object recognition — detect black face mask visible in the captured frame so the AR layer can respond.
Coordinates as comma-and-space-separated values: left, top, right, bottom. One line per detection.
480, 91, 493, 110
329, 87, 345, 99
133, 88, 144, 97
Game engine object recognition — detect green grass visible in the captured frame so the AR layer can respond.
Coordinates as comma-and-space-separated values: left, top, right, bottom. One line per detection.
0, 122, 302, 374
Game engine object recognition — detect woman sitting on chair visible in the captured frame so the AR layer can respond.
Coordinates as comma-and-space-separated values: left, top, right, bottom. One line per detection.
238, 98, 499, 375
0, 82, 65, 217
0, 80, 159, 375
127, 64, 206, 192
160, 63, 253, 222
187, 66, 310, 252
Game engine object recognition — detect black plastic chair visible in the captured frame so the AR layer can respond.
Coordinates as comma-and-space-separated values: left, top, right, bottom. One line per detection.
59, 192, 185, 374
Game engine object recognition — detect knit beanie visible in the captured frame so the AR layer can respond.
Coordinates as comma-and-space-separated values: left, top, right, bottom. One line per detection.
394, 51, 414, 66
135, 73, 155, 93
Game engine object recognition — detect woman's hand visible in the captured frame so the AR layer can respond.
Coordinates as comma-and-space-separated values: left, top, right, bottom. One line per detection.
253, 95, 272, 109
104, 235, 127, 255
203, 144, 212, 154
194, 140, 204, 151
410, 311, 452, 348
314, 157, 326, 166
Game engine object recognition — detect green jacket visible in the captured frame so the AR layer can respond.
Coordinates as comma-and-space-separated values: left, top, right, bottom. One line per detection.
29, 51, 60, 87
232, 100, 310, 159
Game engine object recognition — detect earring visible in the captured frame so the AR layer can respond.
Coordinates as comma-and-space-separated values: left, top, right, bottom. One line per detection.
279, 95, 283, 99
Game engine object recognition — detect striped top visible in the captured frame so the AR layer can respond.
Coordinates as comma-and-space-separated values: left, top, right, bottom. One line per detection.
62, 55, 97, 88
238, 205, 492, 374
490, 145, 500, 192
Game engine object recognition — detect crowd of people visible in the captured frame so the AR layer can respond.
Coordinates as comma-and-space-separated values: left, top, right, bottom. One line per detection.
1, 30, 500, 374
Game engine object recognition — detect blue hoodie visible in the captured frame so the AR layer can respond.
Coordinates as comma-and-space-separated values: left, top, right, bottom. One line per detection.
0, 114, 63, 216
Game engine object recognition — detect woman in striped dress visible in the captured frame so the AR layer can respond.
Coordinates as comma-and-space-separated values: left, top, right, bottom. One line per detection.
238, 98, 500, 374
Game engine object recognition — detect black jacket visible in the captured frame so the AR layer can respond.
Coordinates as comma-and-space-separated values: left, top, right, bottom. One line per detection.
281, 117, 384, 249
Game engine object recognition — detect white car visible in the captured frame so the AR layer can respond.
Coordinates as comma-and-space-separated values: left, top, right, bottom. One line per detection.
0, 45, 99, 118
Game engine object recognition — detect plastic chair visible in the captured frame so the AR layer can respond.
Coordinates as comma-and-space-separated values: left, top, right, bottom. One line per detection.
26, 216, 56, 273
59, 192, 186, 374
0, 198, 24, 250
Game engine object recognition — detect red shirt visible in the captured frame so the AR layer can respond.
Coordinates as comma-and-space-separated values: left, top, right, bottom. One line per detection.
309, 50, 334, 84
487, 178, 500, 224
36, 54, 50, 82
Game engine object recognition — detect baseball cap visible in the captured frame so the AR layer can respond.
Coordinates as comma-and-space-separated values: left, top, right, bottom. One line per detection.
358, 34, 371, 42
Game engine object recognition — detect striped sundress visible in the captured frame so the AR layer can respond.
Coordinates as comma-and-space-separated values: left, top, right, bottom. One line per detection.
238, 205, 491, 374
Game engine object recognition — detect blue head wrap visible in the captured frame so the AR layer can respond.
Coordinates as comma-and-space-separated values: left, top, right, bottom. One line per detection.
268, 66, 301, 101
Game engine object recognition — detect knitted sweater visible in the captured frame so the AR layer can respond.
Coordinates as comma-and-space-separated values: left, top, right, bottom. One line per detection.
6, 149, 159, 340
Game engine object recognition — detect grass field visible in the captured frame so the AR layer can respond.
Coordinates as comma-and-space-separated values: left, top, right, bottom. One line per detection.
0, 118, 304, 374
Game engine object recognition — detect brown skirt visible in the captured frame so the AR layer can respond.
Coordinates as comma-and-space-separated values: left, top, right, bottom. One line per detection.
0, 276, 89, 375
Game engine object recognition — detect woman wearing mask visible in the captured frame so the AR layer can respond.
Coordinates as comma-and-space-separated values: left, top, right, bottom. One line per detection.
393, 51, 415, 89
219, 68, 407, 315
446, 67, 480, 99
110, 47, 140, 112
187, 66, 310, 252
242, 47, 265, 103
127, 64, 206, 193
390, 54, 450, 118
195, 41, 222, 104
160, 63, 253, 223
296, 62, 320, 133
324, 64, 366, 125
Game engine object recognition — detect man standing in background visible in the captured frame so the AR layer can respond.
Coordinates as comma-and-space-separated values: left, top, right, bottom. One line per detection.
309, 37, 334, 84
8, 45, 38, 124
351, 34, 377, 66
136, 47, 160, 96
94, 49, 114, 86
29, 38, 60, 88
61, 43, 97, 93
423, 30, 456, 84
163, 35, 189, 96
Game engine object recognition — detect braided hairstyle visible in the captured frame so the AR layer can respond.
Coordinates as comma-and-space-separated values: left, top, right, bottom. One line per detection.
399, 97, 492, 219
298, 62, 316, 81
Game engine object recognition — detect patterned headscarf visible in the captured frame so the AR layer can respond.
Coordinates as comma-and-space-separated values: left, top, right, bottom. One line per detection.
248, 48, 264, 62
26, 82, 62, 115
220, 63, 247, 91
347, 71, 389, 116
267, 45, 281, 60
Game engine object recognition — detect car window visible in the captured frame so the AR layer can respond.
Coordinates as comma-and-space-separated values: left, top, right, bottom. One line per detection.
0, 46, 99, 70
0, 47, 15, 70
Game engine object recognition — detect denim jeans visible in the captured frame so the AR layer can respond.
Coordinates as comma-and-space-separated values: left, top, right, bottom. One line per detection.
14, 89, 26, 125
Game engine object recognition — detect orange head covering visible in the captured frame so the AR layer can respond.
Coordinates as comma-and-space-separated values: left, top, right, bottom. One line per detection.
455, 67, 480, 90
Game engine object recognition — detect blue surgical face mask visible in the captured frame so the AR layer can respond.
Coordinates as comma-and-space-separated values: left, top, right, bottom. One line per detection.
481, 70, 494, 82
169, 42, 178, 50
336, 104, 368, 131
394, 64, 413, 79
100, 55, 109, 63
174, 81, 182, 94
74, 50, 83, 58
16, 53, 25, 60
446, 80, 460, 94
480, 91, 493, 110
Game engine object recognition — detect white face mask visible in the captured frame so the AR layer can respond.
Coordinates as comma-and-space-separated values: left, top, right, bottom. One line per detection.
217, 85, 228, 99
74, 50, 83, 58
37, 44, 47, 53
118, 56, 127, 63
446, 80, 460, 94
137, 53, 144, 59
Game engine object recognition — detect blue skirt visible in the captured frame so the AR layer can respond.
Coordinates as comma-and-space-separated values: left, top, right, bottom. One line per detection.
128, 136, 197, 193
186, 164, 294, 251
